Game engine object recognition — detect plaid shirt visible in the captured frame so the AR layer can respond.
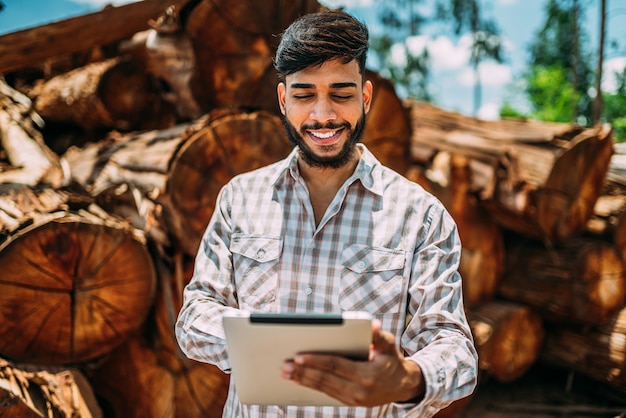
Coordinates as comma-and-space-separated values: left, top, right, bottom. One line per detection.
176, 144, 478, 418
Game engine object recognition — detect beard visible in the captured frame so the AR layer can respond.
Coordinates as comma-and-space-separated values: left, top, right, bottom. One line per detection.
282, 111, 367, 169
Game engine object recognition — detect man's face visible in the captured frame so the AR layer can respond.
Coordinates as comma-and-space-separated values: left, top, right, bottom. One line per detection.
277, 59, 373, 169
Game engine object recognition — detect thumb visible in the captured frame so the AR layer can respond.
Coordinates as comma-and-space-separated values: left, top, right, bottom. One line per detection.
371, 319, 397, 355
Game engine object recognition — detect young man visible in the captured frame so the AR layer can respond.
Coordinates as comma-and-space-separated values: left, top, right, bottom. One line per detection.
176, 10, 478, 417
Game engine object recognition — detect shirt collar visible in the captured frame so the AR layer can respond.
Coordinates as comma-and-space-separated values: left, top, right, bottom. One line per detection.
271, 144, 384, 197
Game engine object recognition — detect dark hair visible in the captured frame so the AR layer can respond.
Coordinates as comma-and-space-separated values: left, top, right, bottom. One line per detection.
274, 10, 369, 81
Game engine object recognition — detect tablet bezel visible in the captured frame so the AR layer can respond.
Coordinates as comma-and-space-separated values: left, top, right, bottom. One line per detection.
222, 310, 373, 406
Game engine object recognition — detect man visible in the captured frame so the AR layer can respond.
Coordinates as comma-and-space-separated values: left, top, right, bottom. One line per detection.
176, 9, 478, 418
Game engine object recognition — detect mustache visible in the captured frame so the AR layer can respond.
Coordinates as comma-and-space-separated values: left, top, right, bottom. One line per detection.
300, 121, 351, 131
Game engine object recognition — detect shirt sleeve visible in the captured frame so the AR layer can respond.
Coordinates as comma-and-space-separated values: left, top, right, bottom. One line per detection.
397, 198, 479, 415
175, 183, 239, 373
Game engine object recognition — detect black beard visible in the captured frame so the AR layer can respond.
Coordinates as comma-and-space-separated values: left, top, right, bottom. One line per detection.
282, 112, 367, 169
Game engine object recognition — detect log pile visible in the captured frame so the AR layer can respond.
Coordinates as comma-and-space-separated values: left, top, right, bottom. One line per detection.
1, 0, 625, 417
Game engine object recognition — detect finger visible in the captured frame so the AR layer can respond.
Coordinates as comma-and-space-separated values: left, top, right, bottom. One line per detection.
293, 353, 362, 379
371, 328, 397, 356
283, 357, 366, 405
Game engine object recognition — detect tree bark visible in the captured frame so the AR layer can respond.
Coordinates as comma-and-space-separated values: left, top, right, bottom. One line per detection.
586, 188, 626, 266
87, 335, 176, 418
184, 0, 320, 114
64, 109, 293, 256
408, 100, 614, 244
498, 235, 626, 325
31, 57, 172, 132
0, 187, 156, 364
0, 0, 189, 75
467, 300, 545, 383
363, 71, 413, 176
540, 305, 626, 395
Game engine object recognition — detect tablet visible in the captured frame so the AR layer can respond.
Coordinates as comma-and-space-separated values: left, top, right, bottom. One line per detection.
222, 311, 373, 406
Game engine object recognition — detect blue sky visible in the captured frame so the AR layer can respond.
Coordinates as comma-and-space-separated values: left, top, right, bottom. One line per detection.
1, 0, 625, 120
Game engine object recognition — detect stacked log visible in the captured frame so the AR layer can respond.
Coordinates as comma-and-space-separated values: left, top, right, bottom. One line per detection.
0, 186, 156, 365
540, 306, 626, 395
2, 0, 626, 416
409, 99, 614, 244
406, 97, 626, 404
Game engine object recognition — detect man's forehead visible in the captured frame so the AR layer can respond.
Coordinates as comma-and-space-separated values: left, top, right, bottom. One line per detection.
285, 59, 362, 85
288, 81, 358, 89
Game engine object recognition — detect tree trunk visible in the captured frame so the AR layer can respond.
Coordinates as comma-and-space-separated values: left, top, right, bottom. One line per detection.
363, 70, 413, 176
184, 0, 320, 114
408, 100, 614, 244
87, 331, 228, 418
498, 236, 626, 325
87, 335, 176, 418
0, 186, 156, 364
0, 0, 188, 75
540, 305, 626, 395
31, 57, 172, 132
586, 190, 626, 266
64, 109, 293, 256
467, 300, 545, 383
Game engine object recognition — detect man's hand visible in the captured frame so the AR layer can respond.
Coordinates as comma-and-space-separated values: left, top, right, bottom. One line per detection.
280, 319, 425, 406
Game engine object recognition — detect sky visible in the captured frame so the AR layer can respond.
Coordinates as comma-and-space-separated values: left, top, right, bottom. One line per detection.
1, 0, 625, 120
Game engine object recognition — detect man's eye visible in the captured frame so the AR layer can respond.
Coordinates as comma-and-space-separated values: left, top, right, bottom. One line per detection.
333, 94, 353, 100
294, 94, 314, 100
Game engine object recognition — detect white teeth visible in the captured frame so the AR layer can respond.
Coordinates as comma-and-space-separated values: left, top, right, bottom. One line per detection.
310, 130, 337, 139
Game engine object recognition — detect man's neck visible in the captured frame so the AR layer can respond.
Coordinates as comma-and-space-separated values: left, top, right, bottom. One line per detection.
297, 149, 361, 226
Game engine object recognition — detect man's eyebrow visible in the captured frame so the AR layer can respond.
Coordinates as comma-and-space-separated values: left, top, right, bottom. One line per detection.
289, 82, 358, 89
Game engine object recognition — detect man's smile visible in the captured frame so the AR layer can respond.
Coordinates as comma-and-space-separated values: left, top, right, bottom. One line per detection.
307, 128, 345, 145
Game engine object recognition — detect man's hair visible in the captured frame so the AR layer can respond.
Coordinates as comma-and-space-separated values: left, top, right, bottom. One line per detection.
274, 10, 369, 81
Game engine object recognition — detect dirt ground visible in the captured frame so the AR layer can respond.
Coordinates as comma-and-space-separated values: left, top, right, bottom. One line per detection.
456, 363, 626, 418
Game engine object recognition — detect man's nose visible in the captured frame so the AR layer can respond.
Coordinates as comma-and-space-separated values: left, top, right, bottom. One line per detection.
310, 97, 337, 123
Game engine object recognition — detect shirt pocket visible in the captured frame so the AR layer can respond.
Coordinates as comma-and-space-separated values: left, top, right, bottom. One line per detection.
340, 244, 406, 317
230, 234, 282, 312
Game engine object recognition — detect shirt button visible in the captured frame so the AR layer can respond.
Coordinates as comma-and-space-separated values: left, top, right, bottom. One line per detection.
357, 261, 366, 269
256, 249, 265, 260
305, 287, 312, 295
438, 369, 446, 383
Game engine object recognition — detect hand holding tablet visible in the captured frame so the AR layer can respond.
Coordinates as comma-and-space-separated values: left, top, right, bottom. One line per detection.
222, 311, 373, 406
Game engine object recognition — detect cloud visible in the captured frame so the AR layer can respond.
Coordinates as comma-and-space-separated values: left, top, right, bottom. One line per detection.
427, 35, 472, 71
393, 35, 471, 71
495, 0, 518, 5
477, 102, 501, 120
457, 61, 512, 87
602, 56, 626, 93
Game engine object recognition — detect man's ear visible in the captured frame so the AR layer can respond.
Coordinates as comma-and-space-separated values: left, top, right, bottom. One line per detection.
277, 82, 286, 115
363, 79, 373, 114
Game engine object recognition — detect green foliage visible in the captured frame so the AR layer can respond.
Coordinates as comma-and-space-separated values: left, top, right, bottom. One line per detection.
499, 102, 528, 119
501, 0, 605, 125
526, 65, 581, 122
524, 0, 593, 123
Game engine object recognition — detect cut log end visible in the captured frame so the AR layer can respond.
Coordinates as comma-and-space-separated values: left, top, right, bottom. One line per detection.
0, 216, 156, 364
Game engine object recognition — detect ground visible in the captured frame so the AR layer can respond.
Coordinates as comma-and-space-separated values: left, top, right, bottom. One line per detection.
457, 363, 626, 418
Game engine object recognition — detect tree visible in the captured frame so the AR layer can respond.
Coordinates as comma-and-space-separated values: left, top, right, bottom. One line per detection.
436, 0, 506, 115
369, 0, 433, 100
525, 0, 594, 124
